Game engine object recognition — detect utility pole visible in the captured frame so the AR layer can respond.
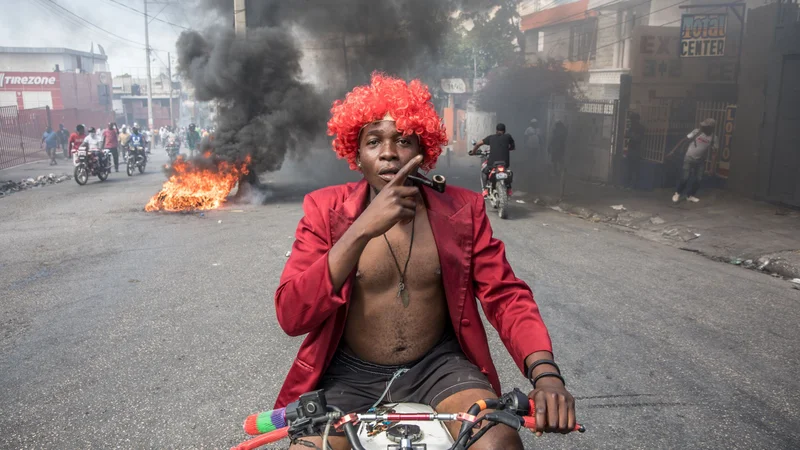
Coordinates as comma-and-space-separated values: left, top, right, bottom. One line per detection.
144, 0, 155, 132
167, 52, 173, 127
234, 0, 247, 37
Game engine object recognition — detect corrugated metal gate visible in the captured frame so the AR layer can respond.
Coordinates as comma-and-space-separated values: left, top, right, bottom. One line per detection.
546, 97, 619, 183
0, 106, 49, 170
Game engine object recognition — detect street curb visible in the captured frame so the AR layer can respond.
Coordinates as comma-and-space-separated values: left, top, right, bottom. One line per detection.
528, 194, 800, 282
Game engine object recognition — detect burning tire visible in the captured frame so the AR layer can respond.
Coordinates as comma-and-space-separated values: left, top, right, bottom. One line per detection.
74, 165, 88, 185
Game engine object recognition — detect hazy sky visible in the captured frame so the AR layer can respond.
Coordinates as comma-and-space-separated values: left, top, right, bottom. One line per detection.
2, 0, 221, 78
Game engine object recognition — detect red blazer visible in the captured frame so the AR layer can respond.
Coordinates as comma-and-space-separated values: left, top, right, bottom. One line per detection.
273, 179, 552, 408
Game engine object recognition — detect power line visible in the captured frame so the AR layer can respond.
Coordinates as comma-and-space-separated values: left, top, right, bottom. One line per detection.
102, 0, 192, 30
38, 0, 151, 49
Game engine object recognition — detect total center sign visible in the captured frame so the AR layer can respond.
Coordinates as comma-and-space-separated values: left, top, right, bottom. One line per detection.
680, 14, 727, 57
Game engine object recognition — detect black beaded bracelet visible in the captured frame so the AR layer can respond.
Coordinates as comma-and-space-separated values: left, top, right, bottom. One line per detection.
525, 359, 561, 380
531, 371, 566, 389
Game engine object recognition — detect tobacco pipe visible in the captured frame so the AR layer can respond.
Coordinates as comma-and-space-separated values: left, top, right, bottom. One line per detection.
408, 174, 446, 193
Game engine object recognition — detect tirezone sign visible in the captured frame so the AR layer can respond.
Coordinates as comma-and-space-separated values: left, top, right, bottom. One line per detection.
680, 14, 727, 57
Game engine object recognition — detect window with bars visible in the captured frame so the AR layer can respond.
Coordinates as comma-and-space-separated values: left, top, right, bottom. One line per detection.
569, 19, 597, 61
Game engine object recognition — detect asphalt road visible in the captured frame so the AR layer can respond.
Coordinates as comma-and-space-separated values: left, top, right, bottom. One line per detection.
1, 150, 798, 450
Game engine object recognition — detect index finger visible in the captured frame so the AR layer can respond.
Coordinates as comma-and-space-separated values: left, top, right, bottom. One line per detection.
386, 154, 423, 187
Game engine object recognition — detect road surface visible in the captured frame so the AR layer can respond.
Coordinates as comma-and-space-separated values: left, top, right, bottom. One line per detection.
1, 150, 798, 449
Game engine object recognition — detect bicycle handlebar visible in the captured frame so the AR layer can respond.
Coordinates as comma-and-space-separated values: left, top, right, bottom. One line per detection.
232, 389, 584, 450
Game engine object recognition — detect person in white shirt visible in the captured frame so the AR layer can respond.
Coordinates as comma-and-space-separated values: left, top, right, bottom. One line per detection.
81, 127, 108, 166
667, 118, 717, 203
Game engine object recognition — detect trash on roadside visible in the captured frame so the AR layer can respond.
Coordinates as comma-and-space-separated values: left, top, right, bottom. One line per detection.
610, 204, 626, 211
550, 206, 564, 213
730, 258, 743, 265
694, 233, 701, 237
757, 258, 770, 270
743, 259, 754, 268
515, 200, 526, 204
790, 278, 800, 285
285, 250, 292, 257
217, 220, 222, 224
650, 216, 666, 225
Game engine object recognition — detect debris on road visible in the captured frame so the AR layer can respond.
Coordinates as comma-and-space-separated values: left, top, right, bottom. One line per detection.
610, 204, 626, 211
285, 250, 292, 257
515, 200, 526, 204
550, 206, 564, 213
1, 173, 73, 197
217, 220, 222, 224
790, 278, 800, 285
650, 216, 666, 225
662, 227, 700, 242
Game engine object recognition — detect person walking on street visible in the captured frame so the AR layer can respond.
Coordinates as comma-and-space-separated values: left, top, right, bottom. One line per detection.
667, 118, 717, 203
57, 124, 69, 159
42, 126, 59, 165
624, 112, 646, 189
524, 118, 542, 165
102, 123, 120, 172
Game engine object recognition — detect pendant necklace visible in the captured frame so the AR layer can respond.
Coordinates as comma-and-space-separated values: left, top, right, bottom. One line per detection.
383, 215, 415, 308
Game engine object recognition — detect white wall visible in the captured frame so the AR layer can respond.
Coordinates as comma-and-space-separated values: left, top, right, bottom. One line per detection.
0, 53, 108, 73
0, 54, 68, 72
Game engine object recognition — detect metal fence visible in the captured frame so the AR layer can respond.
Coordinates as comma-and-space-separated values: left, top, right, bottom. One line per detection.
628, 99, 735, 175
545, 97, 619, 183
0, 106, 49, 170
695, 101, 732, 176
0, 106, 113, 170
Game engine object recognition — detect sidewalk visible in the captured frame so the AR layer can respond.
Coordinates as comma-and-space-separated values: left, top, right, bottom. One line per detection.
518, 173, 800, 280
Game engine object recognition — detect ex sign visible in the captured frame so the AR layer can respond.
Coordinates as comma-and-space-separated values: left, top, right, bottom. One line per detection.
680, 14, 727, 57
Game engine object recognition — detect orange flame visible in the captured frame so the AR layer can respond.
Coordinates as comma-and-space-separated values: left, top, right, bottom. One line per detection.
145, 156, 251, 212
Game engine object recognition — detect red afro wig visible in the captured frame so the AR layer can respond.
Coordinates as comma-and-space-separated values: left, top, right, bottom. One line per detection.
327, 72, 448, 172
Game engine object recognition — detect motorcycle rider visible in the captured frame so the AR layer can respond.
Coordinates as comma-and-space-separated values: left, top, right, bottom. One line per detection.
469, 123, 516, 197
81, 127, 106, 167
67, 124, 87, 158
275, 74, 574, 450
128, 127, 147, 164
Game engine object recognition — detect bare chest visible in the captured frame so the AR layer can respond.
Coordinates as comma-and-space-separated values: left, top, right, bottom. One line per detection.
355, 210, 441, 292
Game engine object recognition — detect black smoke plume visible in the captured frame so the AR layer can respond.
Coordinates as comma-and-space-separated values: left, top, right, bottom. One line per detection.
182, 0, 474, 177
176, 27, 326, 175
200, 0, 458, 91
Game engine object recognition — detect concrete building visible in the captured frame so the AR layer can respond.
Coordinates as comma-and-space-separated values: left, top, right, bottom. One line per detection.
0, 46, 112, 112
112, 73, 180, 128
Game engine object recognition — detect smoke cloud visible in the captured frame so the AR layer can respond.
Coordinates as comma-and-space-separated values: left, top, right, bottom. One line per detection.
180, 0, 471, 176
176, 27, 326, 174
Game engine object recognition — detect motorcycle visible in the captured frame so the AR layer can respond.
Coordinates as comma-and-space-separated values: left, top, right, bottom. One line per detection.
232, 388, 584, 450
126, 145, 147, 176
471, 144, 513, 219
73, 146, 112, 185
165, 137, 180, 163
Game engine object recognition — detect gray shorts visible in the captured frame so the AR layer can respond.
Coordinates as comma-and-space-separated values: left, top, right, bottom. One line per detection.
314, 330, 492, 434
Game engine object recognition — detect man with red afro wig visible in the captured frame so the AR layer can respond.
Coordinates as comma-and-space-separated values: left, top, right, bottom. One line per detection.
275, 73, 576, 450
